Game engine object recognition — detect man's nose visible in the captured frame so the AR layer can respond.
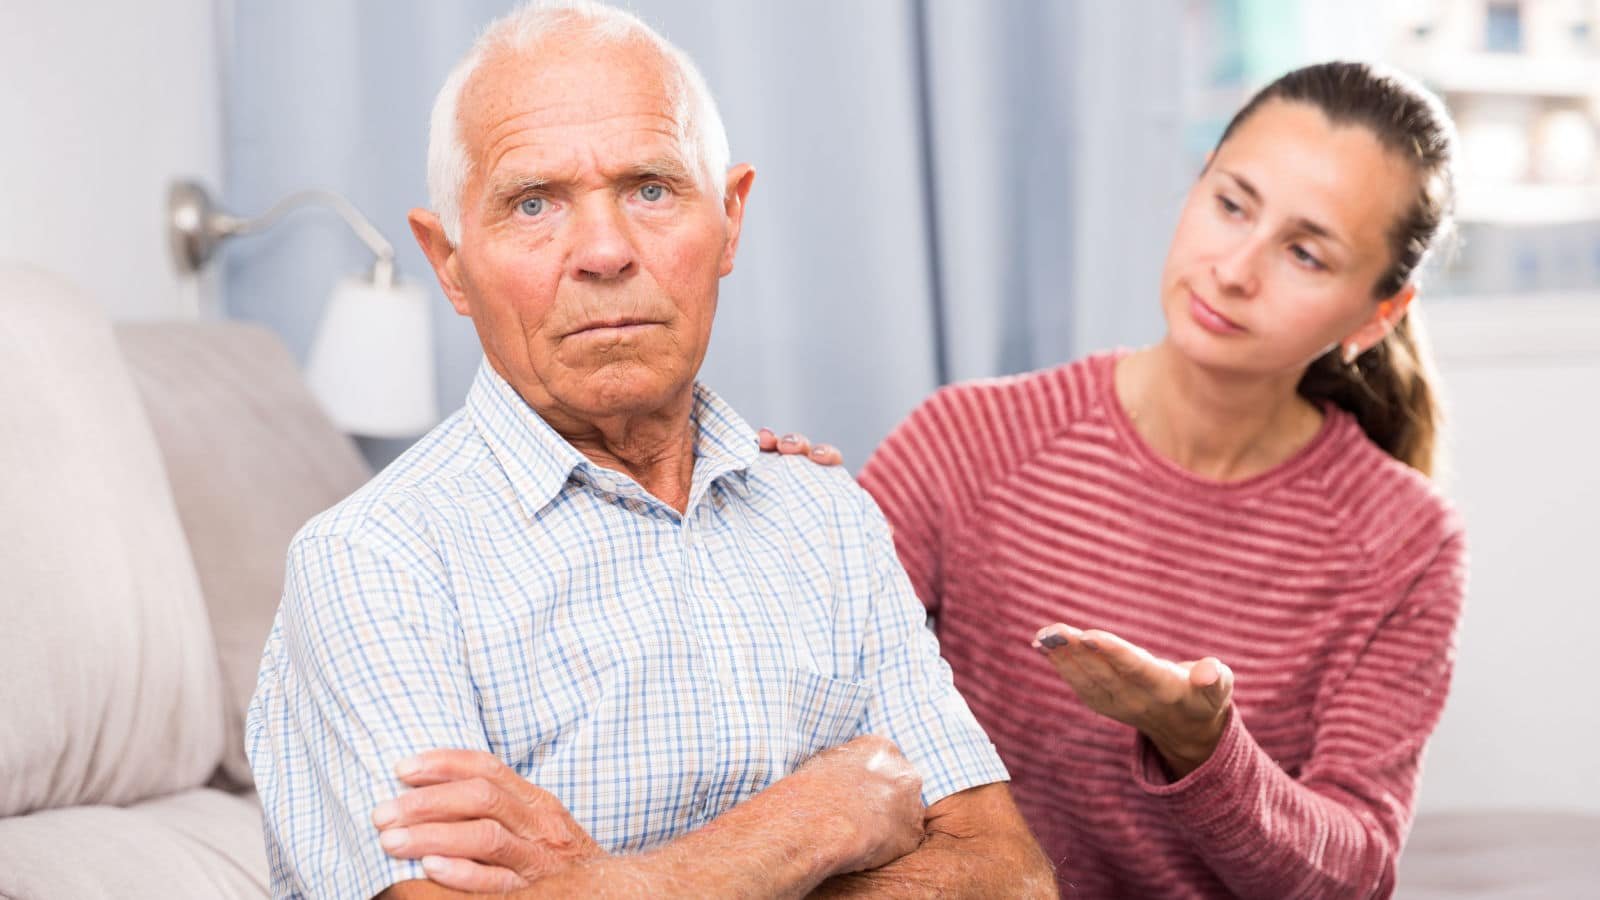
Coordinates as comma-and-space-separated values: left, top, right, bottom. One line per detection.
1211, 233, 1264, 296
568, 199, 636, 281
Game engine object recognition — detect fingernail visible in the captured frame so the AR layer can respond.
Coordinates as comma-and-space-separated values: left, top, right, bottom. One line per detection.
379, 828, 409, 851
811, 445, 830, 457
422, 856, 450, 875
1082, 638, 1100, 651
780, 433, 799, 444
394, 757, 421, 778
1039, 633, 1068, 649
372, 800, 398, 828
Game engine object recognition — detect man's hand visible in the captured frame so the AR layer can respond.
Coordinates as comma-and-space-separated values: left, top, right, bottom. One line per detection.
371, 749, 604, 892
1033, 624, 1234, 778
377, 735, 937, 899
792, 734, 927, 874
757, 427, 844, 466
374, 736, 921, 894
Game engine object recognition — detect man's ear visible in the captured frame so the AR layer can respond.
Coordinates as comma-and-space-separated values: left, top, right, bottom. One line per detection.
1342, 283, 1417, 358
717, 164, 756, 278
408, 208, 471, 316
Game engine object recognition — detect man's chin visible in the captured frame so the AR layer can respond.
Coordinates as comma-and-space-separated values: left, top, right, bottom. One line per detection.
554, 363, 697, 421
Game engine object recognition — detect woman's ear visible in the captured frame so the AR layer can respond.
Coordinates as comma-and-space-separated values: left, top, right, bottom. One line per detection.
1341, 284, 1417, 361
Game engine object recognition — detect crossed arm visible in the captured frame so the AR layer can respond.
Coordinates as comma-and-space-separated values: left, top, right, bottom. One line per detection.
375, 741, 1054, 900
809, 781, 1054, 898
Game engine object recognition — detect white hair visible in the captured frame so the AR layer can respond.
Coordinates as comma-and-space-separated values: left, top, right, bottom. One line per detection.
426, 0, 731, 245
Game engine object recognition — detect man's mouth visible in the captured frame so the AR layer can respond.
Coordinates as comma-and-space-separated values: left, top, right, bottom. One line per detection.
565, 318, 664, 338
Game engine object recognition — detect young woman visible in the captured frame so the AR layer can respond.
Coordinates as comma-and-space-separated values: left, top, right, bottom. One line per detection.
764, 61, 1467, 898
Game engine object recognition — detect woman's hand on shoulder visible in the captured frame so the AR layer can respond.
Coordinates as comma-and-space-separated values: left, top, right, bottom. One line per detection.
1033, 624, 1233, 779
757, 427, 844, 467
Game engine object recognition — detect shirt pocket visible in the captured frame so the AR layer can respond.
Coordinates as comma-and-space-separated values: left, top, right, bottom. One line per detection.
782, 667, 870, 764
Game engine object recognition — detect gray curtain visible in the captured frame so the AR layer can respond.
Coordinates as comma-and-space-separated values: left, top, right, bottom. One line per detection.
222, 0, 1184, 468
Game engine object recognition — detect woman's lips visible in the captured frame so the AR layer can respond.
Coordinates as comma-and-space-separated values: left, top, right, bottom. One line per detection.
1187, 290, 1246, 335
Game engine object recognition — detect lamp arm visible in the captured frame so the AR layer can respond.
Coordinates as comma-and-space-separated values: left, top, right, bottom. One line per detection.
216, 189, 397, 287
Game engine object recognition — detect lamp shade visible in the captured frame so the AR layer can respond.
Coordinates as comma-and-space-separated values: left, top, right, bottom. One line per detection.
304, 275, 439, 438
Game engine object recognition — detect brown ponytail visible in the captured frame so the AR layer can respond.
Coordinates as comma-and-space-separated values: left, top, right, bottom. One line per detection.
1297, 313, 1441, 477
1218, 62, 1455, 477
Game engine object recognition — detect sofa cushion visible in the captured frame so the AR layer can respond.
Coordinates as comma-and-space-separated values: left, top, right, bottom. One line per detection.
0, 266, 225, 816
0, 787, 269, 899
116, 322, 372, 787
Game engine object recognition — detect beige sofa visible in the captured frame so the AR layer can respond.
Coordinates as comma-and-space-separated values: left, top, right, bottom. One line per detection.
0, 266, 370, 899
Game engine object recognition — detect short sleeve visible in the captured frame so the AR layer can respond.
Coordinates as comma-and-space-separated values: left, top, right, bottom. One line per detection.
851, 489, 1009, 806
246, 534, 490, 900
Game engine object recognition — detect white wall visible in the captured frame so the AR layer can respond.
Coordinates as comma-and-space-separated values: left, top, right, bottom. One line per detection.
0, 1, 222, 320
1417, 295, 1600, 814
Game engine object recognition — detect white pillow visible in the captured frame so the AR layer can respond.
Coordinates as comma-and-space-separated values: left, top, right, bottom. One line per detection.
0, 265, 224, 816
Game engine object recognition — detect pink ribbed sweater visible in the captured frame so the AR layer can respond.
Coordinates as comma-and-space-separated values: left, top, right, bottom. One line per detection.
857, 352, 1467, 899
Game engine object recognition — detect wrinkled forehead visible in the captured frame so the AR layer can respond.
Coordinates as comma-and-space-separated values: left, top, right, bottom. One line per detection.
457, 41, 690, 174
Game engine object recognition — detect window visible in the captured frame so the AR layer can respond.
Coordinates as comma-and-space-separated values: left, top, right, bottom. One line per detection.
1485, 2, 1525, 52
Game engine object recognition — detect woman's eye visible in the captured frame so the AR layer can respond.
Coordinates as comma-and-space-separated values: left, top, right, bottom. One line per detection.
1216, 194, 1242, 216
518, 197, 546, 217
1290, 245, 1324, 270
638, 183, 667, 202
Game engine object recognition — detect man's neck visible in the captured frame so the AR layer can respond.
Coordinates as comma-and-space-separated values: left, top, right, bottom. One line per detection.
560, 410, 699, 514
553, 387, 699, 513
493, 360, 701, 513
1114, 342, 1323, 483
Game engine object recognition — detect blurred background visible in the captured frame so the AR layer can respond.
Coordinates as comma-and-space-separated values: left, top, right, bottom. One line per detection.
4, 0, 1597, 837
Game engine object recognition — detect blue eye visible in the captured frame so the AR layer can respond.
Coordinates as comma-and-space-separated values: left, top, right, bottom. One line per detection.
518, 197, 545, 216
638, 183, 667, 202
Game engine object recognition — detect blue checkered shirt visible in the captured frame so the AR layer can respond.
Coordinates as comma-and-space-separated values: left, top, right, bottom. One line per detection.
246, 360, 1007, 900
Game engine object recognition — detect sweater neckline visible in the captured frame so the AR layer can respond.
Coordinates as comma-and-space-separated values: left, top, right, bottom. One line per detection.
1093, 350, 1351, 499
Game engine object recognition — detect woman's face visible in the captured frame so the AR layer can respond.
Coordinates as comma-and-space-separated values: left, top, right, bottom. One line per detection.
1158, 99, 1417, 378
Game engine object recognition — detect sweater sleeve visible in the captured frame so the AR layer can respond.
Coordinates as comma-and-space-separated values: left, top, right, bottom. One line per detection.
1130, 530, 1467, 899
857, 388, 969, 615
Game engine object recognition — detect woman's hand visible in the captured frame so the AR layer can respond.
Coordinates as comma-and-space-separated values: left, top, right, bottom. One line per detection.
756, 427, 844, 466
371, 748, 605, 892
1033, 624, 1234, 778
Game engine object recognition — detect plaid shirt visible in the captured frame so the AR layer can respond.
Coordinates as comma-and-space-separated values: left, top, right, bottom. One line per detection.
246, 360, 1007, 900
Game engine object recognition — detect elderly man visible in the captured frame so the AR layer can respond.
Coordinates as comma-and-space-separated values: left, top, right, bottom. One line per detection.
246, 2, 1053, 898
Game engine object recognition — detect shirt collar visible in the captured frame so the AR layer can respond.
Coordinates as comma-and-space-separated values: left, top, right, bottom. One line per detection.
467, 358, 758, 520
686, 379, 759, 509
